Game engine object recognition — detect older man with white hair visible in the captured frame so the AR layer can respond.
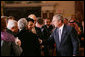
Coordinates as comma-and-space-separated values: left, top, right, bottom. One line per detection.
17, 18, 28, 41
18, 18, 27, 31
40, 14, 79, 56
7, 20, 18, 35
6, 20, 21, 46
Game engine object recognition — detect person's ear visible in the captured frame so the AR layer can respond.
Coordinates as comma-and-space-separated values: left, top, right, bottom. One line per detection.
58, 20, 61, 24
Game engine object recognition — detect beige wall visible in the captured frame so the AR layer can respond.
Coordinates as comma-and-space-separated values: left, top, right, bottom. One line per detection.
1, 1, 4, 16
1, 1, 75, 19
56, 1, 75, 19
42, 1, 75, 19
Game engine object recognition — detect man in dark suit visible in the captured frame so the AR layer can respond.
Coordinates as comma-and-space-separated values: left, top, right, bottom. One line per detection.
41, 19, 54, 56
40, 14, 79, 56
42, 19, 54, 41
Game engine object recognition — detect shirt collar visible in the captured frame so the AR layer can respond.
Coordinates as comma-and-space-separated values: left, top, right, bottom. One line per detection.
59, 24, 64, 30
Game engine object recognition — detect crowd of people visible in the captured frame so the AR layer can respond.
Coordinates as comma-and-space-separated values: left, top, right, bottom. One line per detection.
1, 14, 84, 56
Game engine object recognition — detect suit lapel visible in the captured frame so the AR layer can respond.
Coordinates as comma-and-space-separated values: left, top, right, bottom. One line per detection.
55, 28, 60, 46
56, 29, 59, 42
61, 25, 67, 44
55, 25, 67, 47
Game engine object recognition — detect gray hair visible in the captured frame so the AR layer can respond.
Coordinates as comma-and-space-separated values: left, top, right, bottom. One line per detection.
53, 14, 64, 22
7, 20, 17, 30
1, 16, 7, 19
18, 18, 27, 30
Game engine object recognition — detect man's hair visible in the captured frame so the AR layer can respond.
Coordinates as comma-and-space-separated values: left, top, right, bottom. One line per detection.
37, 18, 44, 25
7, 16, 15, 20
1, 16, 7, 19
1, 16, 7, 31
53, 14, 64, 22
44, 18, 51, 21
1, 16, 8, 23
18, 18, 27, 30
7, 20, 17, 30
26, 18, 34, 23
64, 18, 68, 21
7, 16, 15, 23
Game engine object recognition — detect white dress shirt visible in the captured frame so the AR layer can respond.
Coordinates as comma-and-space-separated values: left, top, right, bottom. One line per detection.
58, 24, 64, 42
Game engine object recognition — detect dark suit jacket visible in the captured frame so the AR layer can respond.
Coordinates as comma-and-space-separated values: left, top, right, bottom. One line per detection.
41, 25, 54, 40
18, 30, 41, 56
44, 24, 79, 56
41, 25, 54, 49
6, 28, 18, 37
1, 40, 22, 56
35, 27, 43, 39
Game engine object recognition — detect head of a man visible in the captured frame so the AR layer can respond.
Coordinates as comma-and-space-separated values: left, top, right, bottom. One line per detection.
1, 16, 7, 24
18, 18, 27, 31
7, 20, 18, 33
1, 16, 7, 31
68, 19, 75, 27
28, 14, 37, 25
7, 16, 15, 23
64, 18, 68, 24
82, 21, 84, 32
52, 14, 64, 28
36, 18, 44, 28
27, 18, 34, 30
71, 15, 76, 21
82, 21, 84, 27
44, 19, 51, 26
8, 16, 15, 20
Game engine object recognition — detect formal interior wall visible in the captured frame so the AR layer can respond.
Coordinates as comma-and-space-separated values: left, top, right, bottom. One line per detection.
42, 1, 75, 19
2, 1, 84, 21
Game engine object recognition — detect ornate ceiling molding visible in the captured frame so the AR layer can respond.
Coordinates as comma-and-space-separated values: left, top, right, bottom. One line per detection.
5, 3, 56, 7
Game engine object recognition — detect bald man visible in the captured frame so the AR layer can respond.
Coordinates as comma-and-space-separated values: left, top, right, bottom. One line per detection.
28, 14, 37, 25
